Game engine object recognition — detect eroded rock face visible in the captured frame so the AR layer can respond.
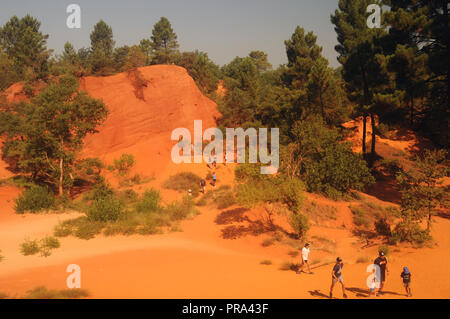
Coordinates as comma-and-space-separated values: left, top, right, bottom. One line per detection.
80, 65, 219, 156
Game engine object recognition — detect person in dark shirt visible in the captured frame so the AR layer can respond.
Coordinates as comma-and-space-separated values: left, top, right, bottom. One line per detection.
374, 251, 389, 296
329, 257, 347, 299
200, 179, 206, 194
400, 267, 412, 297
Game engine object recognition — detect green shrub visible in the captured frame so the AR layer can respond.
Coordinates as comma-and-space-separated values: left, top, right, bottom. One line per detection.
117, 189, 139, 204
54, 223, 73, 237
85, 181, 114, 201
375, 218, 392, 237
380, 158, 402, 176
20, 239, 40, 256
135, 188, 161, 213
87, 195, 123, 222
114, 153, 135, 176
162, 172, 202, 197
103, 220, 138, 236
350, 206, 371, 228
376, 123, 390, 138
15, 186, 55, 214
235, 163, 265, 182
288, 212, 309, 238
279, 177, 305, 212
39, 236, 60, 257
74, 221, 104, 240
391, 221, 432, 244
165, 196, 198, 221
305, 143, 374, 194
215, 190, 235, 209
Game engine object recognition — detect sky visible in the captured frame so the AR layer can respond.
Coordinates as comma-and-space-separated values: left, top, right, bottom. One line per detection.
0, 0, 342, 68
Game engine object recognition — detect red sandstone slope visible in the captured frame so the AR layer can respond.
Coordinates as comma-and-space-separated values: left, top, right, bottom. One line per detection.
81, 65, 220, 155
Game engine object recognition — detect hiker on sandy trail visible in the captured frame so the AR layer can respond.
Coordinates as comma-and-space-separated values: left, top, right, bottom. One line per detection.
212, 172, 217, 188
200, 179, 206, 194
296, 243, 313, 274
207, 155, 212, 168
400, 267, 412, 297
330, 257, 348, 299
374, 251, 389, 296
213, 153, 217, 168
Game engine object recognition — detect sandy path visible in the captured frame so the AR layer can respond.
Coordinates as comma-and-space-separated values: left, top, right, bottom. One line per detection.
1, 183, 449, 299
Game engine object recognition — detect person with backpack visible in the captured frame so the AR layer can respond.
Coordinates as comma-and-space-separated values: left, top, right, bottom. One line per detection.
374, 251, 389, 296
296, 243, 313, 274
400, 267, 412, 297
330, 257, 347, 299
200, 179, 206, 194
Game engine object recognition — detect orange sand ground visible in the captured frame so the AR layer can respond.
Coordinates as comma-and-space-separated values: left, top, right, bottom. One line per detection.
0, 66, 449, 299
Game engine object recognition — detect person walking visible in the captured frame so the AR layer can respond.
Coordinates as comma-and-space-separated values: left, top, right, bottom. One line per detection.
296, 243, 313, 274
374, 251, 389, 296
330, 257, 347, 299
200, 179, 206, 194
212, 172, 217, 188
400, 267, 412, 297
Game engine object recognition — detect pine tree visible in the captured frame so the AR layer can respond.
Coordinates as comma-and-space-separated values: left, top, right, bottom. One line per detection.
331, 0, 388, 164
149, 17, 179, 64
90, 20, 115, 74
0, 15, 50, 80
396, 149, 449, 231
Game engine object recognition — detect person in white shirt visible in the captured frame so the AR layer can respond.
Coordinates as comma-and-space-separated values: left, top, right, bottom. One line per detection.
297, 243, 313, 274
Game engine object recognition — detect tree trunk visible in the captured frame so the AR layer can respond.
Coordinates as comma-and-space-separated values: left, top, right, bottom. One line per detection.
319, 91, 325, 121
370, 113, 376, 166
362, 114, 367, 158
59, 157, 64, 197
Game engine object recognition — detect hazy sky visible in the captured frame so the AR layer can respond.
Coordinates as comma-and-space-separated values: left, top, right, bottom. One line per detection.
0, 0, 341, 68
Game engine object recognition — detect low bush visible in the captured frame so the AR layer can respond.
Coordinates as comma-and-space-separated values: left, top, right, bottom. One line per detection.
117, 189, 139, 204
39, 236, 60, 257
375, 218, 392, 237
74, 220, 104, 240
390, 222, 432, 244
87, 195, 123, 222
20, 239, 40, 256
380, 158, 402, 176
20, 236, 60, 257
114, 153, 135, 176
165, 196, 198, 221
163, 172, 202, 197
135, 188, 161, 213
15, 186, 55, 214
288, 212, 310, 239
84, 181, 114, 202
350, 206, 371, 228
